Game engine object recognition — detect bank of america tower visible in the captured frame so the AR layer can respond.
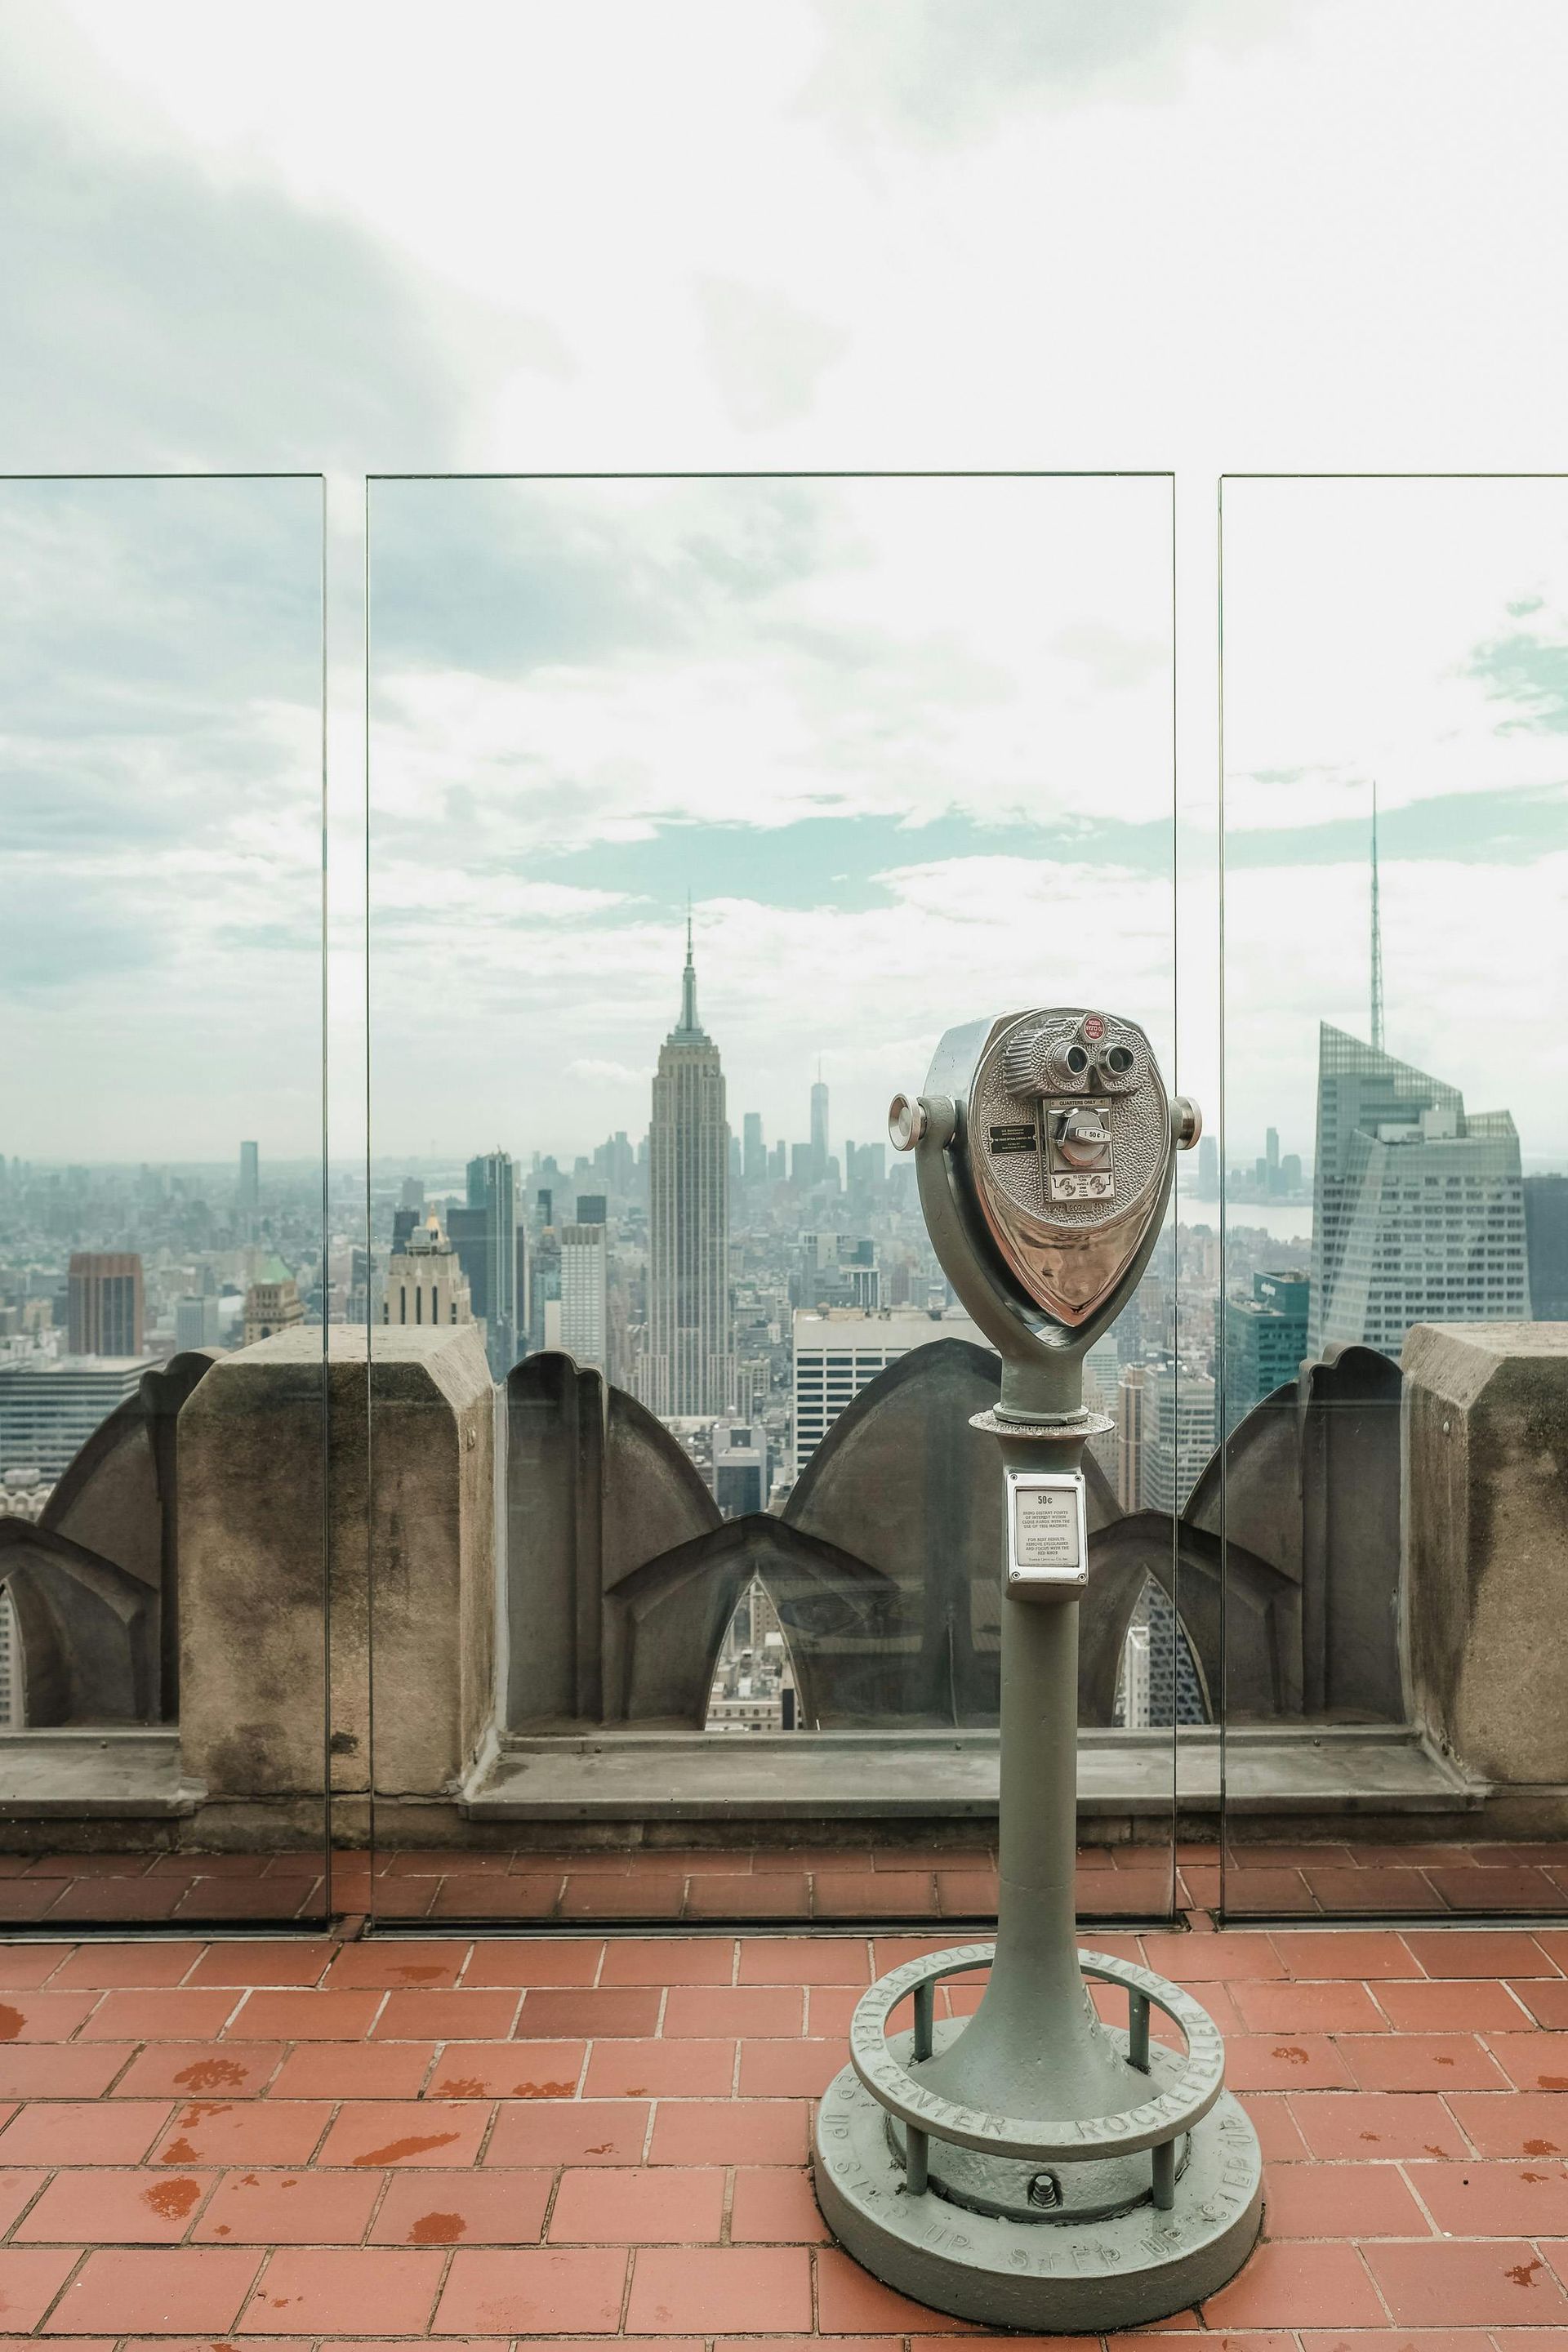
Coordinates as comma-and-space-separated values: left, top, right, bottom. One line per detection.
639, 920, 735, 1418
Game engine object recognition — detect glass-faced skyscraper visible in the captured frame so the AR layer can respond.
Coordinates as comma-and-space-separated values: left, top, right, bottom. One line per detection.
1308, 1023, 1530, 1361
640, 922, 733, 1418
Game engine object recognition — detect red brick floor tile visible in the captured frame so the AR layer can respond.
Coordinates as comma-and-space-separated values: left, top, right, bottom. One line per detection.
1365, 2239, 1568, 2326
1411, 2159, 1568, 2236
1200, 2242, 1386, 2328
192, 2167, 383, 2243
627, 2243, 810, 2333
362, 1878, 439, 1918
1223, 2034, 1355, 2091
381, 1849, 516, 1876
484, 2099, 649, 2168
434, 2246, 628, 2333
18, 2166, 216, 2243
1427, 1865, 1560, 1909
583, 2038, 733, 2099
466, 1938, 605, 1987
650, 1851, 762, 1877
0, 2247, 83, 2328
1372, 1977, 1531, 2030
41, 1879, 187, 1924
0, 2165, 47, 2234
648, 2098, 808, 2165
427, 2042, 586, 2099
1340, 2032, 1508, 2091
1289, 2090, 1470, 2159
550, 2164, 724, 2243
1232, 1978, 1387, 2033
1534, 1930, 1568, 1972
870, 1935, 967, 1971
145, 1853, 273, 1879
752, 1848, 874, 1873
0, 1885, 69, 1925
0, 1948, 72, 1990
1405, 1931, 1560, 1978
0, 2045, 134, 2098
79, 1989, 240, 2042
152, 2099, 332, 2168
559, 1875, 685, 1919
1, 2102, 172, 2163
173, 1880, 319, 1922
112, 2042, 283, 2100
1505, 1977, 1568, 2028
368, 2167, 552, 2245
683, 1875, 810, 1919
1263, 2158, 1430, 2237
737, 2038, 844, 2097
323, 1938, 470, 1988
812, 1871, 936, 1919
1143, 1931, 1285, 1981
1487, 2032, 1568, 2091
936, 1870, 1000, 1915
49, 1944, 202, 1989
425, 1877, 564, 1920
0, 1992, 97, 2041
596, 1938, 733, 1987
1448, 2092, 1568, 2158
729, 2164, 831, 2243
1205, 1866, 1321, 1913
543, 1851, 632, 1874
815, 2243, 969, 2332
664, 1984, 802, 2038
371, 1989, 519, 2041
46, 2245, 261, 2332
237, 2246, 443, 2332
518, 1988, 661, 2039
715, 2340, 902, 2352
231, 1989, 381, 2040
738, 1936, 870, 1985
184, 1940, 336, 1988
1303, 1867, 1450, 1912
1272, 1931, 1418, 1979
1298, 2335, 1494, 2352
1084, 1869, 1177, 1917
315, 2099, 488, 2168
1238, 2092, 1310, 2160
807, 1985, 864, 2037
269, 2039, 436, 2099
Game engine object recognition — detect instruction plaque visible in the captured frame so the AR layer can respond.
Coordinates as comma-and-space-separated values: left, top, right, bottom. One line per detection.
1004, 1468, 1089, 1590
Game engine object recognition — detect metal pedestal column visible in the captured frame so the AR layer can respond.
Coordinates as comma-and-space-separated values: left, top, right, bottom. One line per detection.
813, 1414, 1263, 2332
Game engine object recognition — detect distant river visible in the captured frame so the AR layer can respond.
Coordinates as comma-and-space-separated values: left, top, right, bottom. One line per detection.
1175, 1197, 1313, 1245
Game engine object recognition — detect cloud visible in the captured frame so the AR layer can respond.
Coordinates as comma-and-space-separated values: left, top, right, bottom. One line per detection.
695, 276, 848, 430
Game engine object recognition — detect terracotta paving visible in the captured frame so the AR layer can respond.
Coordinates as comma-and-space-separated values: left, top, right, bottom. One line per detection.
0, 1919, 1555, 2338
5, 1841, 1568, 1927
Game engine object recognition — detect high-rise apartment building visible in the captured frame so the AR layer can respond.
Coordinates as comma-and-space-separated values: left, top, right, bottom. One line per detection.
243, 1258, 305, 1348
639, 922, 734, 1419
742, 1112, 767, 1184
1223, 1269, 1310, 1432
1114, 1365, 1148, 1512
809, 1076, 829, 1185
238, 1141, 260, 1236
0, 1356, 145, 1477
559, 1218, 609, 1374
457, 1151, 520, 1379
1308, 1024, 1530, 1360
1143, 1365, 1217, 1514
67, 1254, 144, 1358
1525, 1174, 1568, 1321
383, 1214, 473, 1330
791, 1306, 982, 1477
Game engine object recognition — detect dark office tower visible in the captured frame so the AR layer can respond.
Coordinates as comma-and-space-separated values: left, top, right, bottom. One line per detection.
537, 1189, 553, 1226
639, 919, 734, 1418
1308, 1024, 1528, 1361
809, 1076, 829, 1184
742, 1112, 766, 1184
1223, 1269, 1310, 1433
238, 1141, 260, 1236
768, 1139, 786, 1182
576, 1194, 608, 1226
461, 1150, 519, 1379
1525, 1174, 1568, 1319
67, 1254, 144, 1356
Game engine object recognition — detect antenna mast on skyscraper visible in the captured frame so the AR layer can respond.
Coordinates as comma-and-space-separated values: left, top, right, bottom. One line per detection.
1370, 780, 1385, 1052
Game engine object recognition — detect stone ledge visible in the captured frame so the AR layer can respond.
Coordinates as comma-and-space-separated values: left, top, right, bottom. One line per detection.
0, 1727, 197, 1818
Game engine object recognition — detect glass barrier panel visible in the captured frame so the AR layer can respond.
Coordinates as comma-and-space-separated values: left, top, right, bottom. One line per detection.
366, 471, 1179, 1928
0, 474, 331, 1927
1218, 474, 1568, 1919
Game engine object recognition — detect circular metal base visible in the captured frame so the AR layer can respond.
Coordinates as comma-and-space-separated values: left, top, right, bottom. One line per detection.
814, 2065, 1263, 2332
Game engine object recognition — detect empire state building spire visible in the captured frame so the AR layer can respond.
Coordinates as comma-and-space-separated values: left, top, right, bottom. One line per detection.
673, 908, 706, 1040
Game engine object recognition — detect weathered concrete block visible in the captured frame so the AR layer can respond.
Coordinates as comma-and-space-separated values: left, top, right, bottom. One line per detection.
1404, 1321, 1568, 1784
178, 1326, 494, 1807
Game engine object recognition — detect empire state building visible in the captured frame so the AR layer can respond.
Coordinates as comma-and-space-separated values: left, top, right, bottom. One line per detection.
639, 920, 735, 1419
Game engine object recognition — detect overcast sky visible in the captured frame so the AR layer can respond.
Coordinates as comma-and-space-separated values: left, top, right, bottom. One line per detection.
1, 0, 1566, 1171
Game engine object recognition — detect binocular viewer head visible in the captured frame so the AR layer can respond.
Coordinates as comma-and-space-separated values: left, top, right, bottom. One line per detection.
891, 1007, 1200, 1339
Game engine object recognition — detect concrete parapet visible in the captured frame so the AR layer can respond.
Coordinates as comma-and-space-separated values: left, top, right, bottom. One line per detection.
178, 1325, 494, 1819
1404, 1321, 1568, 1785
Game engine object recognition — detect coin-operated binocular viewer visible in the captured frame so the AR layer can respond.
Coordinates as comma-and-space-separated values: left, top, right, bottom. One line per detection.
813, 1009, 1262, 2332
